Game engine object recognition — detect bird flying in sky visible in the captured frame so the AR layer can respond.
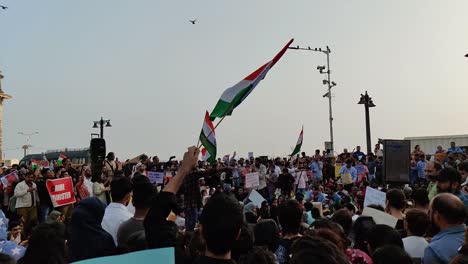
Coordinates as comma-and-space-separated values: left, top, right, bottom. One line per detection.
0, 5, 7, 10
189, 19, 197, 24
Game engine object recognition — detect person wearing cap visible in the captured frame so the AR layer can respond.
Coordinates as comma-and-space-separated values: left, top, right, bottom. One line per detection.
436, 168, 468, 207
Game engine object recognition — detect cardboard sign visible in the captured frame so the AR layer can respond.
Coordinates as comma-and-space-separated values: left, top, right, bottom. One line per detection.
249, 189, 266, 208
245, 172, 260, 188
335, 165, 342, 178
356, 165, 366, 175
148, 171, 164, 184
72, 247, 174, 264
363, 186, 387, 208
361, 207, 398, 228
46, 177, 76, 207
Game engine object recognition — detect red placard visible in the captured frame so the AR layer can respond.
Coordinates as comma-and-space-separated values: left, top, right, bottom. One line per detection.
46, 177, 76, 207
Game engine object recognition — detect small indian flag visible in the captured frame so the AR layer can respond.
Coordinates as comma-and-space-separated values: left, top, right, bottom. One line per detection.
199, 111, 217, 164
31, 160, 40, 170
201, 148, 210, 162
210, 39, 294, 121
57, 154, 67, 165
290, 126, 304, 157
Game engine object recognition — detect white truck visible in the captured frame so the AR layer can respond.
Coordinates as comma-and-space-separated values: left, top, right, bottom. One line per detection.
404, 134, 468, 154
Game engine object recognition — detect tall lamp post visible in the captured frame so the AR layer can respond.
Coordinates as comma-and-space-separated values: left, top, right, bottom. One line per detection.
358, 91, 376, 154
18, 131, 39, 157
288, 45, 337, 155
92, 117, 111, 139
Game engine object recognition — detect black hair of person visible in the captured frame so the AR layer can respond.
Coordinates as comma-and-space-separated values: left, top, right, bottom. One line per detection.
199, 192, 243, 255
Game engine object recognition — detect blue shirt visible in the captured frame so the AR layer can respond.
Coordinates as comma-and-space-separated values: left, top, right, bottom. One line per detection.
417, 160, 426, 179
310, 161, 323, 178
339, 166, 358, 183
313, 192, 326, 206
447, 147, 464, 154
455, 191, 468, 208
423, 225, 465, 264
353, 151, 366, 160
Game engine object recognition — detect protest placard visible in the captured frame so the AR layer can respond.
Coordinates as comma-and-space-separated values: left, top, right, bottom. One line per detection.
362, 207, 398, 228
0, 170, 17, 189
46, 177, 76, 207
73, 247, 174, 264
363, 186, 387, 208
335, 165, 342, 178
249, 189, 266, 207
148, 171, 164, 184
245, 172, 259, 188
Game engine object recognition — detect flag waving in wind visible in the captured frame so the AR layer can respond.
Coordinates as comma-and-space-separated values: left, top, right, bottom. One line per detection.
210, 39, 294, 121
199, 111, 217, 164
57, 154, 67, 165
290, 126, 304, 157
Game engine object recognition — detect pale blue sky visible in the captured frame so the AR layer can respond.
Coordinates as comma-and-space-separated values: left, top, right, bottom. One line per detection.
1, 0, 468, 160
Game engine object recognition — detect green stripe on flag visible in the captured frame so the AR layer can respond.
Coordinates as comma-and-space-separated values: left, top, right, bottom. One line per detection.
199, 132, 217, 164
210, 85, 253, 121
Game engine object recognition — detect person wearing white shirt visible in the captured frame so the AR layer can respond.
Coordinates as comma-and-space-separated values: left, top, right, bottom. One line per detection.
82, 166, 94, 197
101, 177, 133, 245
402, 209, 430, 260
254, 159, 268, 197
295, 169, 307, 194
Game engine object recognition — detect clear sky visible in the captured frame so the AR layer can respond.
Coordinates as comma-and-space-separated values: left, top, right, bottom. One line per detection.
1, 0, 468, 161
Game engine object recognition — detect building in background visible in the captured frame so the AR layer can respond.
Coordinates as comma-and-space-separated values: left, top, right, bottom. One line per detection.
0, 71, 12, 161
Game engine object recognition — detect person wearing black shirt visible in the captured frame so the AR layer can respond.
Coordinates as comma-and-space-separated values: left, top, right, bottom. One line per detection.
277, 168, 295, 198
36, 168, 55, 223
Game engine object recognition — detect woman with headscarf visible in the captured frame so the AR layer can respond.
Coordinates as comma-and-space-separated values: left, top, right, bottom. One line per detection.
68, 197, 116, 262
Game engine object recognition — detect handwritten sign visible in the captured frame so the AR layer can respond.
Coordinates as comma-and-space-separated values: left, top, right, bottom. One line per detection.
245, 172, 259, 188
148, 171, 164, 184
362, 207, 398, 228
249, 189, 266, 208
72, 247, 174, 264
46, 177, 76, 207
363, 186, 387, 208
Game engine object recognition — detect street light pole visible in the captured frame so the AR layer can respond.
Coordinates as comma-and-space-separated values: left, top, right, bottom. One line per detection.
358, 91, 376, 154
93, 117, 111, 139
18, 131, 39, 157
288, 45, 337, 155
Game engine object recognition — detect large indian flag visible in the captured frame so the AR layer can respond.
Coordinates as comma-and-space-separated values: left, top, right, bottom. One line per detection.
291, 127, 304, 157
199, 111, 217, 164
210, 39, 294, 121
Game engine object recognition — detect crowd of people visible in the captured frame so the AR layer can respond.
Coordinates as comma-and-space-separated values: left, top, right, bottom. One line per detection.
0, 142, 466, 263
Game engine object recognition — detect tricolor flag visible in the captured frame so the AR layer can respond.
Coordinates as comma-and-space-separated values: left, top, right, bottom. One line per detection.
210, 39, 294, 121
223, 154, 230, 162
57, 154, 67, 165
31, 160, 41, 170
290, 127, 304, 157
199, 111, 217, 164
